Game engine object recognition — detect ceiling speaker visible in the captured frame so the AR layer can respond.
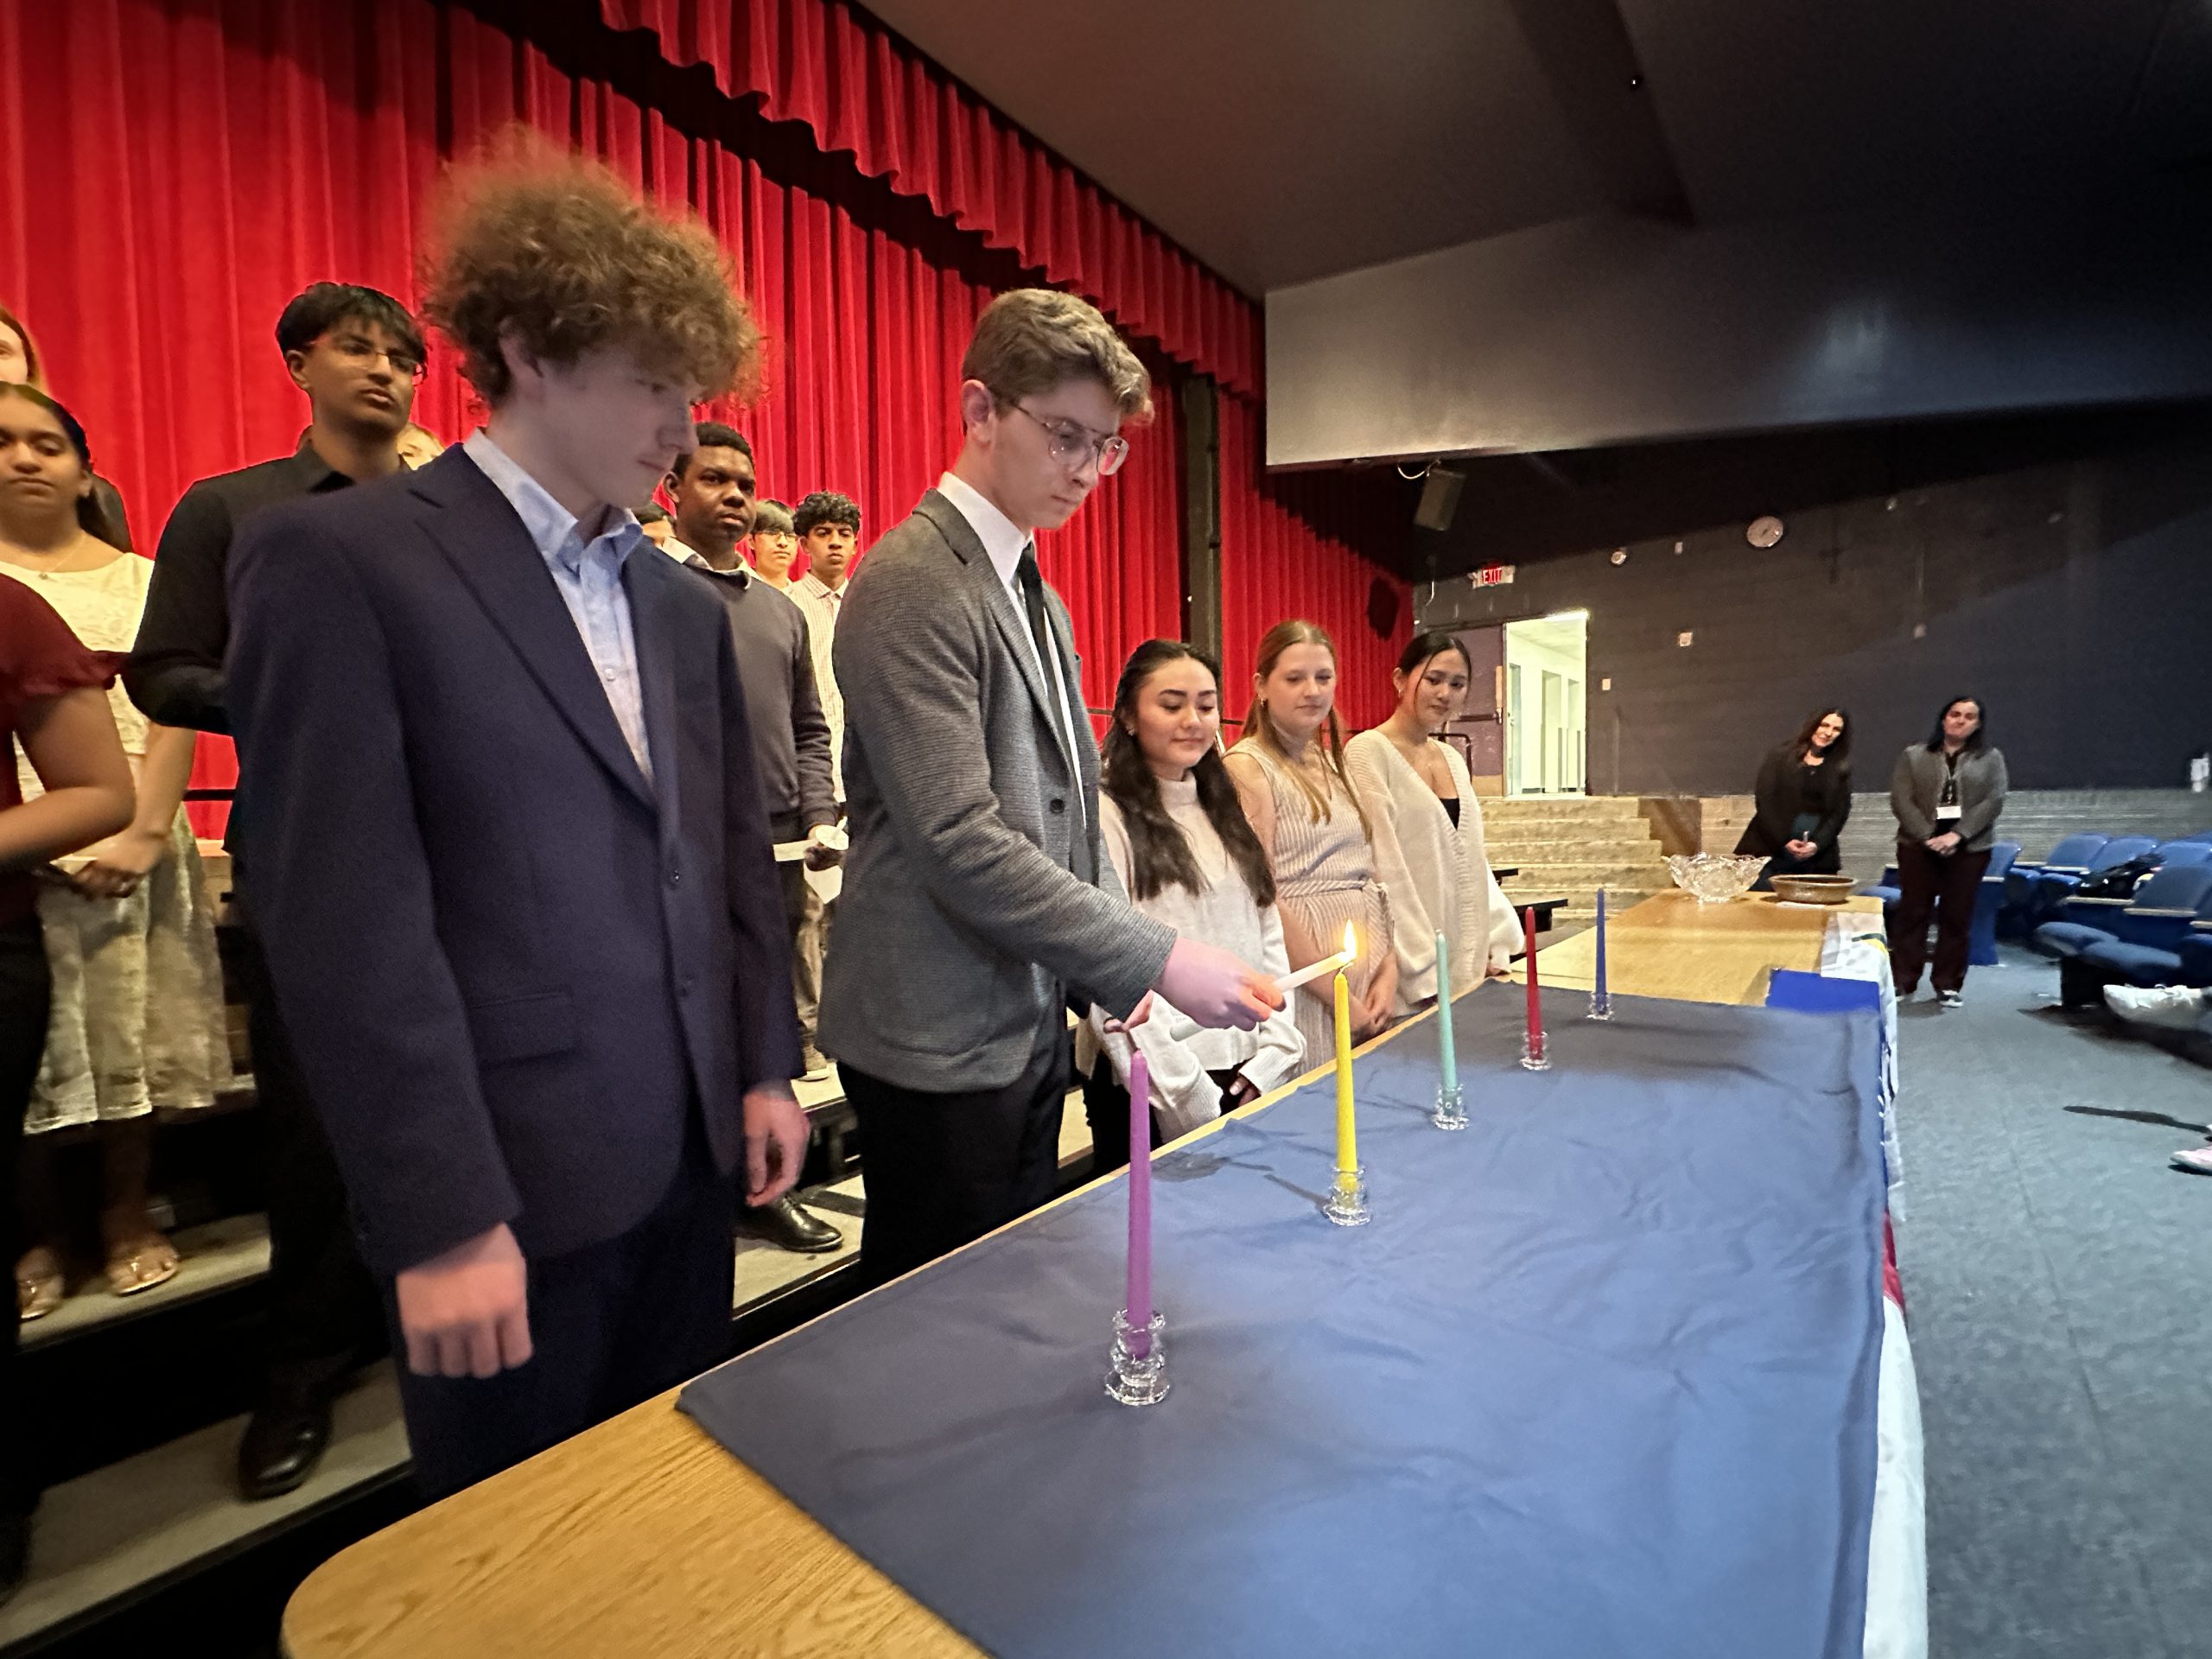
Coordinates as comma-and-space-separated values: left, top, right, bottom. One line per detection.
1414, 466, 1465, 532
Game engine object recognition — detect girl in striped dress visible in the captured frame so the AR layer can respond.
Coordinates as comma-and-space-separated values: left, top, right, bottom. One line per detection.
1224, 620, 1397, 1063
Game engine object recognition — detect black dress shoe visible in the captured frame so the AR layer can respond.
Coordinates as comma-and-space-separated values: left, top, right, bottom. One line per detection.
0, 1512, 29, 1605
735, 1194, 842, 1254
238, 1389, 334, 1502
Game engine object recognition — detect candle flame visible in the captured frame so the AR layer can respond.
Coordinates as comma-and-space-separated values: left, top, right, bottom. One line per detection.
1342, 922, 1357, 958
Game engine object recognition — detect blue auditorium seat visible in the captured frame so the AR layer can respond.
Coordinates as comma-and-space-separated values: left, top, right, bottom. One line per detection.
2025, 836, 2158, 922
2002, 832, 2109, 936
2151, 841, 2212, 868
1968, 842, 2021, 966
2078, 908, 2212, 998
2034, 863, 2212, 961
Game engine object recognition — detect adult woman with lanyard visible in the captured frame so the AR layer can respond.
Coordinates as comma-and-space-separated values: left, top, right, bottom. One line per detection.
1888, 696, 2007, 1006
1343, 631, 1518, 1015
1737, 708, 1852, 883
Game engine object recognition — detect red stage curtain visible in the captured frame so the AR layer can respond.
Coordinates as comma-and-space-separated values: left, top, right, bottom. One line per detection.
1217, 395, 1414, 734
0, 0, 1180, 830
595, 0, 1262, 397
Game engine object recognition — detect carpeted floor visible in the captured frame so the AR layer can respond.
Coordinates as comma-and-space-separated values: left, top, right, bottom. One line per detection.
1893, 944, 2212, 1659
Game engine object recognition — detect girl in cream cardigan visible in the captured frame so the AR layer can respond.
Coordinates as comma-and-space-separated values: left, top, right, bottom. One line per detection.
1344, 632, 1519, 1018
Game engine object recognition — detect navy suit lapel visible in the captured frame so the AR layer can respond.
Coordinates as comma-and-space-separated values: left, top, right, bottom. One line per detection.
413, 451, 656, 813
626, 555, 687, 841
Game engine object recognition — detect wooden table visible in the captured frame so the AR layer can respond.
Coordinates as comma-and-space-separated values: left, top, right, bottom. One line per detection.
1522, 890, 1882, 1008
283, 890, 1875, 1659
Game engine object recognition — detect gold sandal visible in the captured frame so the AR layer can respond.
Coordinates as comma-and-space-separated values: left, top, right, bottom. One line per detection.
104, 1236, 181, 1298
16, 1252, 64, 1321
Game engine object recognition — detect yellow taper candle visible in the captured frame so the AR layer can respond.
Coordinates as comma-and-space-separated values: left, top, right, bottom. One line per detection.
1333, 923, 1357, 1192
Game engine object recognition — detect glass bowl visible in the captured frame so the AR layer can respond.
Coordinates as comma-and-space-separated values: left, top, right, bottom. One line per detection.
1664, 853, 1770, 904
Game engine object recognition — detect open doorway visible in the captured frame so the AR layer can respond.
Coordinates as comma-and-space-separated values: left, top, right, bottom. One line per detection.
1503, 611, 1587, 795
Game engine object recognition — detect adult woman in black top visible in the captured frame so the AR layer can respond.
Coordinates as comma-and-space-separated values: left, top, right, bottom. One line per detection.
1738, 709, 1851, 881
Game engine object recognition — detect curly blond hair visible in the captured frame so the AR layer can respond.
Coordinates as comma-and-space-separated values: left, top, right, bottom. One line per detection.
423, 138, 762, 405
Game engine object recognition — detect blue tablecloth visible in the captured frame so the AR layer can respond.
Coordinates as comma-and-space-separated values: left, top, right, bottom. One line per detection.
682, 988, 1886, 1658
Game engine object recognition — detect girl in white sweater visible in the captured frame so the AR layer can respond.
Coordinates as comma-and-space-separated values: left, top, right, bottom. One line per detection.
1344, 631, 1519, 1018
1084, 642, 1306, 1169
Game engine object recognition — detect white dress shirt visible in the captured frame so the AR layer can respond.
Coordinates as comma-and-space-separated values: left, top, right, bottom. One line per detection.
792, 570, 847, 798
934, 471, 1085, 824
464, 429, 653, 783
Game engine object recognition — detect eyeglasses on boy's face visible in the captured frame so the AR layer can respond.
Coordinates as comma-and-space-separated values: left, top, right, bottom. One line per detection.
995, 396, 1128, 476
321, 334, 426, 381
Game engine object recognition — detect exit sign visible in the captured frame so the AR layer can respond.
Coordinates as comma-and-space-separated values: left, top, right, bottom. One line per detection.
1469, 563, 1516, 588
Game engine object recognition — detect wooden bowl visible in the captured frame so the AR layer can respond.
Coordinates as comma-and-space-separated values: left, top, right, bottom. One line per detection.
1770, 874, 1857, 906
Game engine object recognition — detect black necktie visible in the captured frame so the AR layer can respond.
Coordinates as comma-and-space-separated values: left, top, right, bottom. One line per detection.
1015, 545, 1053, 671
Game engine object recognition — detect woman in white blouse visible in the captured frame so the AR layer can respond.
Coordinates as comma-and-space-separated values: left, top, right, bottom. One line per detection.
1084, 641, 1306, 1169
1344, 632, 1519, 1018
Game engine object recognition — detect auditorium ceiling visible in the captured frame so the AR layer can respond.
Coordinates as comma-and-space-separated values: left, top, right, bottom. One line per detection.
861, 0, 2209, 296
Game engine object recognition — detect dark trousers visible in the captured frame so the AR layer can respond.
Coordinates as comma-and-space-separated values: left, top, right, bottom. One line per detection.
0, 923, 49, 1518
1888, 840, 1993, 993
236, 922, 385, 1402
842, 1012, 1068, 1290
390, 1130, 736, 1500
1082, 1063, 1239, 1176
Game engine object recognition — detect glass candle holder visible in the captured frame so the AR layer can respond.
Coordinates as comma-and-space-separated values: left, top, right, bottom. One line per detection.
1104, 1308, 1169, 1407
1431, 1083, 1468, 1131
1323, 1163, 1371, 1227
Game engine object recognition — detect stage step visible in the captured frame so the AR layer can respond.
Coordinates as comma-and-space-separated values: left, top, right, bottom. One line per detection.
1474, 796, 1674, 924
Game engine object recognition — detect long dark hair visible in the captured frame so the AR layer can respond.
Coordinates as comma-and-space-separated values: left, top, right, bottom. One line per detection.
0, 384, 124, 546
1790, 706, 1852, 766
1103, 639, 1275, 908
1924, 696, 1988, 753
1239, 618, 1370, 839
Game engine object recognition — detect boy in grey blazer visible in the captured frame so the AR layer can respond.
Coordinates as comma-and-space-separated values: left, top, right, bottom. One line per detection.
822, 289, 1280, 1284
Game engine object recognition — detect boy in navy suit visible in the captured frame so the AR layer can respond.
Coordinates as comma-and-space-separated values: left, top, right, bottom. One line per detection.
226, 156, 810, 1497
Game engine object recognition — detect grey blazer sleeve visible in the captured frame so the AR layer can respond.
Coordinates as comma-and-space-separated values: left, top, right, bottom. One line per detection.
1957, 749, 2008, 844
1890, 748, 1933, 842
837, 550, 1173, 1016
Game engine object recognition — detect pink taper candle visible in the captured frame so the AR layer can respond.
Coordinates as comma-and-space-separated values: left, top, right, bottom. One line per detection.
1126, 1051, 1154, 1357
